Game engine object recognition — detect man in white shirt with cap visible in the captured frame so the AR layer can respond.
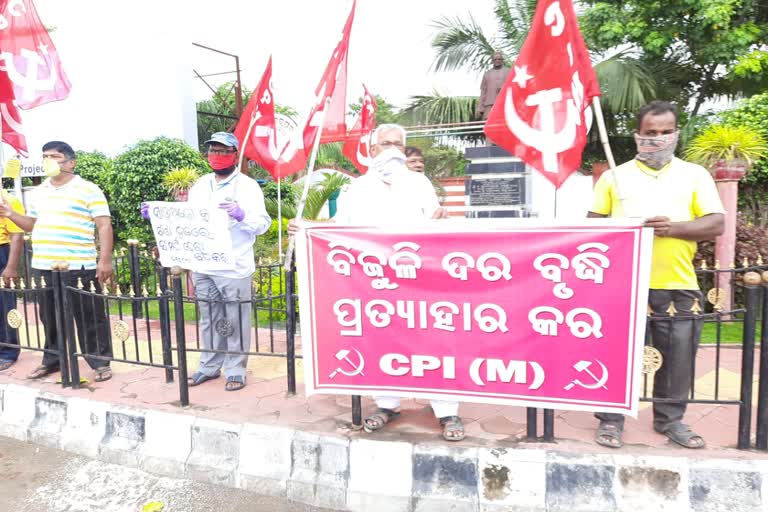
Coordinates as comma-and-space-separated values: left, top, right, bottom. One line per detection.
142, 132, 271, 391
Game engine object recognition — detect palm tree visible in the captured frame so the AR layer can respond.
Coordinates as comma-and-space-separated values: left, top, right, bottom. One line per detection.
406, 0, 658, 128
265, 172, 351, 220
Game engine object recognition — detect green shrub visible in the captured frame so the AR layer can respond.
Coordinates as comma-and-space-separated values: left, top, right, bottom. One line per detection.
254, 218, 288, 263
720, 93, 768, 227
108, 137, 209, 243
75, 151, 113, 194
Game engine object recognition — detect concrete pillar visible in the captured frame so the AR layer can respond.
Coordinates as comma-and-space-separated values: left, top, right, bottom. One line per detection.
713, 162, 747, 313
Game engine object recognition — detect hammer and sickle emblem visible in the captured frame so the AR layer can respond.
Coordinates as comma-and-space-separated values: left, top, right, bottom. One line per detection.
563, 360, 608, 391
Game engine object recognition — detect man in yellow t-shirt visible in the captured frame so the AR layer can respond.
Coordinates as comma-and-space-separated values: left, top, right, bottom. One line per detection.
589, 101, 725, 450
0, 191, 25, 371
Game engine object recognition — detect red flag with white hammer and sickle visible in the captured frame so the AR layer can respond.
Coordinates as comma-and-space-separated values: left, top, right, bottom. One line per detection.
342, 84, 377, 174
0, 0, 72, 110
483, 0, 600, 188
234, 57, 282, 178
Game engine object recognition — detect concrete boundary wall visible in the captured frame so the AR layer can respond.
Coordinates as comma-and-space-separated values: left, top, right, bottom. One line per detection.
0, 384, 765, 512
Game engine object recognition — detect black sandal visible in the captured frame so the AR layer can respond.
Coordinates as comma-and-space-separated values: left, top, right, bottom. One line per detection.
655, 422, 705, 449
363, 408, 400, 433
188, 370, 220, 387
439, 415, 465, 441
595, 420, 624, 448
0, 360, 15, 371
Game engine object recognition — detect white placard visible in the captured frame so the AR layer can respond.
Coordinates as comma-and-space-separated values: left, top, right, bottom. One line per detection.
148, 201, 234, 271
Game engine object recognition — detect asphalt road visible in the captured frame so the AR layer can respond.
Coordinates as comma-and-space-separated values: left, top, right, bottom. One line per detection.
0, 436, 332, 512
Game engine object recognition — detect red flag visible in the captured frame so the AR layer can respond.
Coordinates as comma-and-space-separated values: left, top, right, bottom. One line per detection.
0, 0, 72, 110
0, 68, 27, 156
483, 0, 600, 188
342, 85, 377, 173
302, 0, 355, 148
233, 57, 282, 178
275, 0, 356, 178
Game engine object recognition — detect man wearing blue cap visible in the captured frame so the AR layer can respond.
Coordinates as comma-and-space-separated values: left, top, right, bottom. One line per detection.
143, 132, 270, 391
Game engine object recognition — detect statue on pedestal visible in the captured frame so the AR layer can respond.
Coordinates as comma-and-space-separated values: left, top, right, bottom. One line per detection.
475, 52, 510, 121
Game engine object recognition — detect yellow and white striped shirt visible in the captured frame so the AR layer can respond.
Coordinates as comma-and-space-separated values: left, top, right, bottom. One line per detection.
28, 176, 111, 270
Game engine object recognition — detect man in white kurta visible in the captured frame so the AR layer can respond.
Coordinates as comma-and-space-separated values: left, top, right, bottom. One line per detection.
334, 124, 465, 441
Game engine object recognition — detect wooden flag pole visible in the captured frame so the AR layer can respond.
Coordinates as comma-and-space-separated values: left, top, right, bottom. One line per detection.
283, 98, 331, 271
591, 97, 627, 211
591, 97, 616, 169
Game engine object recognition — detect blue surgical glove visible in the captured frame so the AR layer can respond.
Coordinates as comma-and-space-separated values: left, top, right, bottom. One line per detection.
140, 202, 150, 220
219, 202, 245, 222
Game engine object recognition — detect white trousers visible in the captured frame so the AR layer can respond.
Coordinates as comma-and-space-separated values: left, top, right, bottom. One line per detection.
374, 396, 459, 418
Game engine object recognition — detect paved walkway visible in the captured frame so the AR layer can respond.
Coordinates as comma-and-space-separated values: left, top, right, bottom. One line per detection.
1, 318, 764, 461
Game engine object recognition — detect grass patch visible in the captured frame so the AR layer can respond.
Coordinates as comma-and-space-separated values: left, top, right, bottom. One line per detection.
105, 298, 287, 329
700, 320, 762, 344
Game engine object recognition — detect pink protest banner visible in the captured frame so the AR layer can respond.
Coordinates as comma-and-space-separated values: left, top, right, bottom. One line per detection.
296, 220, 653, 416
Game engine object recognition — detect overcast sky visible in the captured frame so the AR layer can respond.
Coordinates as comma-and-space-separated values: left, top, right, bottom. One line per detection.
8, 0, 502, 157
38, 0, 500, 110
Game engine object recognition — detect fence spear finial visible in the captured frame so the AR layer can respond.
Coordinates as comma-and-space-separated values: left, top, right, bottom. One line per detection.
666, 301, 678, 317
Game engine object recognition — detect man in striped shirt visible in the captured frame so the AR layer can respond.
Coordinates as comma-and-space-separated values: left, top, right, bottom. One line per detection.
0, 141, 115, 382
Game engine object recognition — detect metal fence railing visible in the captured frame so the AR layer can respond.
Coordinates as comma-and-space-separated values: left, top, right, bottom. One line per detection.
3, 241, 767, 450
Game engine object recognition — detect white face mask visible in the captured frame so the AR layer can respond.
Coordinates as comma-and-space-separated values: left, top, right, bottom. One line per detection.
370, 147, 406, 183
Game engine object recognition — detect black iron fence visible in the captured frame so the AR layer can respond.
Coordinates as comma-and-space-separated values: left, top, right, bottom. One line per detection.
3, 242, 767, 450
515, 264, 768, 450
4, 239, 299, 408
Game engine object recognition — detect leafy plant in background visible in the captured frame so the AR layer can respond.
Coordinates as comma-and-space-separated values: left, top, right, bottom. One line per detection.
75, 150, 113, 190
696, 215, 768, 266
684, 125, 767, 169
261, 180, 296, 206
108, 137, 209, 243
720, 92, 768, 227
265, 172, 350, 220
254, 218, 289, 263
162, 167, 201, 199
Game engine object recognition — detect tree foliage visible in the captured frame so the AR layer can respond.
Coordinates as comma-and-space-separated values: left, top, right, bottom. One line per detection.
349, 94, 401, 125
75, 151, 113, 196
720, 92, 768, 226
420, 0, 659, 128
579, 0, 768, 114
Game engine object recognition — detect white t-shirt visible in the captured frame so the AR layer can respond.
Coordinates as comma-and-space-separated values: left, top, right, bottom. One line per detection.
335, 167, 441, 225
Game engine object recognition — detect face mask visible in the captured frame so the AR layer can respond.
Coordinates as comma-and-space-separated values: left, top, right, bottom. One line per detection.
370, 147, 406, 183
208, 152, 238, 172
634, 131, 679, 170
43, 158, 61, 177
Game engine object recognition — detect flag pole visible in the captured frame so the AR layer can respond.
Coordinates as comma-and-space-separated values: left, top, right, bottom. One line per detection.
591, 97, 626, 209
591, 97, 616, 169
284, 98, 331, 271
237, 113, 260, 173
277, 174, 283, 261
236, 112, 285, 260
